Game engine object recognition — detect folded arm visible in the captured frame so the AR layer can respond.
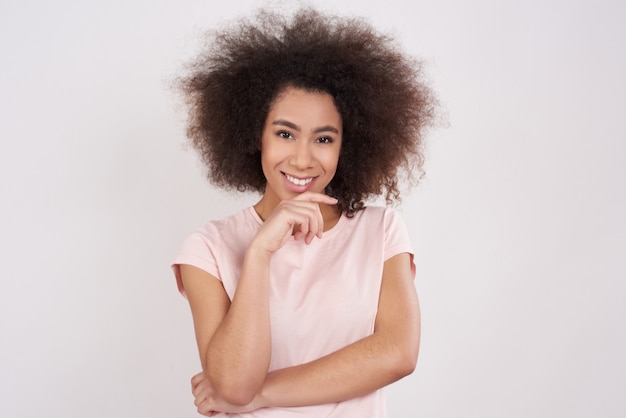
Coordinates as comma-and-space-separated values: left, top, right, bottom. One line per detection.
188, 251, 419, 415
255, 252, 420, 408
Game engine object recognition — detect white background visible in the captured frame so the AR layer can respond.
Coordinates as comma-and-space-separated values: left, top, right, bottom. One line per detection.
1, 0, 625, 417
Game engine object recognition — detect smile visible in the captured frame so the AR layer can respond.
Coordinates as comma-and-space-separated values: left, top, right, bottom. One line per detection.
285, 173, 314, 186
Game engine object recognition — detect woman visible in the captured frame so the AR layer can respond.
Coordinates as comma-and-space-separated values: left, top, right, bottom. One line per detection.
172, 7, 436, 417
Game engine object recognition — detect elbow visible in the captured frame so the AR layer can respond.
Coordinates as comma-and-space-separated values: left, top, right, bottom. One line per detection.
390, 350, 417, 379
397, 352, 418, 377
390, 340, 420, 379
203, 350, 268, 406
218, 387, 257, 406
204, 371, 260, 406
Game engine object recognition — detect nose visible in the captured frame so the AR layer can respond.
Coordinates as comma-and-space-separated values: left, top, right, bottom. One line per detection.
290, 141, 314, 169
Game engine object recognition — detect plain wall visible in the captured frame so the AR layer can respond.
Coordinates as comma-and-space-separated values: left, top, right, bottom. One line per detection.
1, 0, 625, 417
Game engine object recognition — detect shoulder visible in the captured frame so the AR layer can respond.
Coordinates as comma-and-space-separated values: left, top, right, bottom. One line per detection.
172, 207, 259, 292
176, 207, 259, 263
342, 205, 410, 241
191, 207, 258, 241
352, 206, 412, 255
350, 205, 406, 228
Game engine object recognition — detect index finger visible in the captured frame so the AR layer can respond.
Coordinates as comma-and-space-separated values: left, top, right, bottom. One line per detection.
292, 192, 338, 205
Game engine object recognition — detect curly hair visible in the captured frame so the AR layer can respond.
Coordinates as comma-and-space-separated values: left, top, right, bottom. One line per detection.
178, 7, 436, 216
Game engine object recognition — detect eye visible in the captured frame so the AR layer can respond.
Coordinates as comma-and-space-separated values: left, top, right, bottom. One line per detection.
277, 131, 293, 139
316, 136, 333, 144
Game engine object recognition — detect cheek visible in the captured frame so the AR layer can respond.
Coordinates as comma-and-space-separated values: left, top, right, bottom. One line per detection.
331, 143, 342, 166
260, 138, 287, 172
322, 150, 341, 175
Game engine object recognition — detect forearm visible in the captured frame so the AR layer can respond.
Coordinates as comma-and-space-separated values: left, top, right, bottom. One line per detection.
257, 252, 421, 410
257, 330, 418, 408
205, 247, 272, 403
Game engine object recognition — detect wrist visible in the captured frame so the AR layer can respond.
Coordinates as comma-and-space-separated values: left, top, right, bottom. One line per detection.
245, 241, 274, 262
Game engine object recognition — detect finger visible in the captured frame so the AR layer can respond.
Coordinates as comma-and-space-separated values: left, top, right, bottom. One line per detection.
305, 210, 319, 244
191, 372, 204, 389
193, 383, 207, 407
191, 377, 201, 396
315, 201, 325, 239
294, 200, 323, 241
192, 379, 208, 401
291, 201, 324, 243
299, 211, 312, 241
198, 399, 220, 417
288, 205, 320, 243
296, 194, 332, 240
292, 191, 338, 205
197, 405, 215, 417
305, 230, 317, 244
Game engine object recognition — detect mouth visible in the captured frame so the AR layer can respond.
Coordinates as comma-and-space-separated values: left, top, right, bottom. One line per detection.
284, 173, 315, 186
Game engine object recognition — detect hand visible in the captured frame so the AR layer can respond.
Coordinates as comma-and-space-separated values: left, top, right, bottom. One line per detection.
252, 192, 338, 254
191, 372, 260, 416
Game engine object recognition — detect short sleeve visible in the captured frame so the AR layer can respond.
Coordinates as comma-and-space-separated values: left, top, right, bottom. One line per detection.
383, 209, 416, 279
171, 227, 222, 297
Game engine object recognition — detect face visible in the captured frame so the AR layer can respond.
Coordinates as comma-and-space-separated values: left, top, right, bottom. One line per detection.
260, 86, 342, 204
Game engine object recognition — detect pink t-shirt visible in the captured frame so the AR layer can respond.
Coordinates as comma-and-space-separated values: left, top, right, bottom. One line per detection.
173, 206, 415, 417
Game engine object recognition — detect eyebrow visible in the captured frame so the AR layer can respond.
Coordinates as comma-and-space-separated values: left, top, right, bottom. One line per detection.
272, 119, 339, 134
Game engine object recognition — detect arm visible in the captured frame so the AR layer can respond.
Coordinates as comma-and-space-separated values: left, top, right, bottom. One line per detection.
190, 252, 419, 414
183, 193, 339, 408
256, 252, 420, 407
181, 246, 272, 406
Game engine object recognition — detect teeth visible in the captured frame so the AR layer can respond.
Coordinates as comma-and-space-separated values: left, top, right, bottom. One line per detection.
286, 174, 313, 186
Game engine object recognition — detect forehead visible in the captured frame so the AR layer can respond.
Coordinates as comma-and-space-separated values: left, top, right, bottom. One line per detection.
266, 86, 342, 125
